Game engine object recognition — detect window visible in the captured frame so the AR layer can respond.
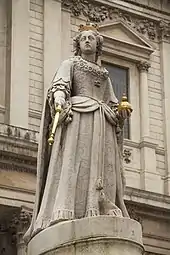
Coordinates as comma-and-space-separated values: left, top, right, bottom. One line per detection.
102, 62, 129, 139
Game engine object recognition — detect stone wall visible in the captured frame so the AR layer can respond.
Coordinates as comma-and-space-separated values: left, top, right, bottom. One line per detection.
149, 48, 164, 148
0, 0, 8, 123
148, 46, 166, 190
29, 0, 44, 131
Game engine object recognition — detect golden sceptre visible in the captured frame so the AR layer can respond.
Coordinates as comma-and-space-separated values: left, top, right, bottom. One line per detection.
118, 94, 133, 114
48, 105, 62, 145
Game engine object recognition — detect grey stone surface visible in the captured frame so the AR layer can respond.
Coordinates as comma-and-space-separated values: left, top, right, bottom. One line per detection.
24, 28, 130, 244
27, 216, 144, 255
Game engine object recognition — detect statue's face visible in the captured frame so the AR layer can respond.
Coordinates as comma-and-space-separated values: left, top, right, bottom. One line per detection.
79, 31, 97, 55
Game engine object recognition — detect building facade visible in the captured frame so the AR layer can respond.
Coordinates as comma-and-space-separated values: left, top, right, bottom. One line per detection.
0, 0, 170, 254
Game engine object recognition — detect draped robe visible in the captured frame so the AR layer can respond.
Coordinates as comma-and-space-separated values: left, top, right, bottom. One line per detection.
24, 56, 129, 242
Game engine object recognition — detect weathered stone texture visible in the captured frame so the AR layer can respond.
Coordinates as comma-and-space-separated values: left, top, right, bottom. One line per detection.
0, 0, 7, 123
27, 217, 144, 255
29, 0, 44, 131
147, 47, 165, 175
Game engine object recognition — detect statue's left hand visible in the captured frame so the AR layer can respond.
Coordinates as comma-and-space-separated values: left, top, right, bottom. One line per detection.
118, 108, 131, 120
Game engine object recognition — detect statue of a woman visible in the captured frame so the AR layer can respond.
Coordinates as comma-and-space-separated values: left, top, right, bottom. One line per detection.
24, 24, 131, 243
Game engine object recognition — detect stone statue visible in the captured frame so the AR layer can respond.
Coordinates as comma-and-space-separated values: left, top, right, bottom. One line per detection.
24, 23, 132, 244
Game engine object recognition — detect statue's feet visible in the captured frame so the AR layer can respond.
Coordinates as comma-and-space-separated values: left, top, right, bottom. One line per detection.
50, 209, 74, 225
86, 208, 100, 217
107, 207, 123, 217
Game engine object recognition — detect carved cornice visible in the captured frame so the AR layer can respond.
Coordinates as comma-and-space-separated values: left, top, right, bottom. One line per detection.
120, 0, 170, 16
62, 0, 170, 42
0, 123, 38, 142
125, 186, 170, 211
0, 153, 36, 174
137, 61, 151, 72
0, 142, 37, 173
0, 124, 38, 173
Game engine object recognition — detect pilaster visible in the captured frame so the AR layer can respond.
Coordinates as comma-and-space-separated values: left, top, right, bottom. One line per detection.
44, 0, 62, 97
61, 7, 72, 61
137, 61, 162, 193
137, 61, 150, 140
159, 23, 170, 195
10, 0, 29, 128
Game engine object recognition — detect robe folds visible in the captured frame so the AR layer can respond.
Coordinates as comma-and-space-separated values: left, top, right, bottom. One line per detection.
24, 56, 129, 243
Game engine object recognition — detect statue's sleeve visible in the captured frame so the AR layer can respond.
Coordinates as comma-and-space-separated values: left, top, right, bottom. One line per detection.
105, 77, 126, 190
47, 58, 73, 118
23, 59, 74, 243
104, 77, 118, 106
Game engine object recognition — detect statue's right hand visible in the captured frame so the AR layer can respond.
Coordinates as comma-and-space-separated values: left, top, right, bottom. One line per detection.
54, 97, 65, 108
54, 91, 66, 108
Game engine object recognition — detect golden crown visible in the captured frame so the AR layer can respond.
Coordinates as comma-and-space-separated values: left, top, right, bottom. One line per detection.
79, 23, 99, 32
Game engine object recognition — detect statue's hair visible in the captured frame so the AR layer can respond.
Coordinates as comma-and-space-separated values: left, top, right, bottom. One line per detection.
73, 30, 103, 62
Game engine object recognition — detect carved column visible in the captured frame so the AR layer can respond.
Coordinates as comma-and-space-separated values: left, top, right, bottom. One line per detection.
137, 61, 161, 193
61, 7, 71, 62
44, 0, 62, 97
158, 21, 170, 195
10, 207, 32, 255
137, 61, 150, 140
10, 0, 29, 128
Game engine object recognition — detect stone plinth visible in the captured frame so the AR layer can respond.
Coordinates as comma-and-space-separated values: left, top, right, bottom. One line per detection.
27, 216, 144, 255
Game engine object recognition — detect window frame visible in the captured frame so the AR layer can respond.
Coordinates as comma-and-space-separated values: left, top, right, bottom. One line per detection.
102, 60, 130, 139
101, 55, 140, 142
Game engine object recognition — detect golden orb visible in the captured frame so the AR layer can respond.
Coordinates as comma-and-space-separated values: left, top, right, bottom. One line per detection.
118, 94, 133, 113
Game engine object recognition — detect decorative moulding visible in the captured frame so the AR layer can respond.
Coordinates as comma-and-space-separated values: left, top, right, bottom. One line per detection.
99, 21, 155, 62
29, 110, 41, 120
99, 21, 154, 48
124, 139, 165, 156
62, 0, 170, 42
0, 105, 5, 114
0, 124, 38, 173
125, 187, 170, 211
0, 123, 39, 142
123, 148, 132, 164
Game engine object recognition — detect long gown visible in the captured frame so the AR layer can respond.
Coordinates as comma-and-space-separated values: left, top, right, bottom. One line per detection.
24, 56, 129, 241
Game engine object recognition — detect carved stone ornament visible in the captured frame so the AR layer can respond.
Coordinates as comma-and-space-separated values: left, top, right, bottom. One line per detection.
123, 148, 132, 164
62, 0, 170, 41
126, 204, 143, 227
158, 20, 170, 41
10, 207, 32, 244
137, 61, 151, 72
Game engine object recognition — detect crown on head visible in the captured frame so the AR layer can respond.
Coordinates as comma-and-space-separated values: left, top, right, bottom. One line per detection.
79, 22, 99, 32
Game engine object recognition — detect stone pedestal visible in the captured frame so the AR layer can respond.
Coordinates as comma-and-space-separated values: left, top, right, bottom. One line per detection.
27, 216, 144, 255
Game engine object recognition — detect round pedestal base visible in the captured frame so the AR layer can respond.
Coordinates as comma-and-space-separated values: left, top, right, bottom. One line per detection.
27, 216, 144, 255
